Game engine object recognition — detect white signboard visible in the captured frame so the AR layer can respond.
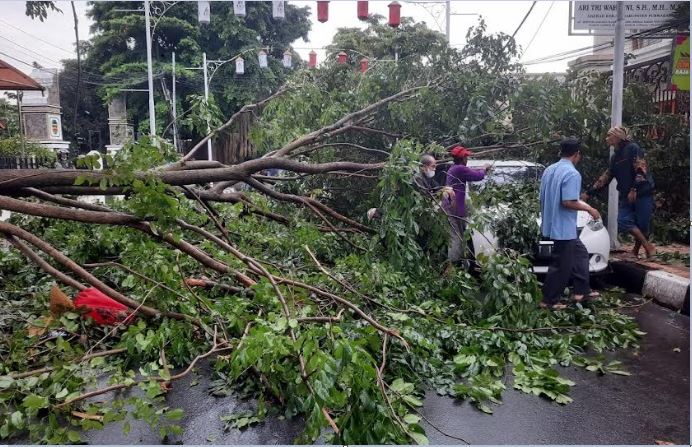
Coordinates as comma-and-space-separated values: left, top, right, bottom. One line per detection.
574, 2, 683, 30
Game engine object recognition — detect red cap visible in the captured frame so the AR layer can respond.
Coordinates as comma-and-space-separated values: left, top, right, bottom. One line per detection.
450, 145, 472, 158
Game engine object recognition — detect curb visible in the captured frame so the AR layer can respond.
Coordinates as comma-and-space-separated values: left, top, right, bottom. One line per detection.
607, 260, 690, 316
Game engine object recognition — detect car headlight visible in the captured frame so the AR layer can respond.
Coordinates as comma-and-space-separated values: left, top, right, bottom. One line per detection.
587, 219, 604, 231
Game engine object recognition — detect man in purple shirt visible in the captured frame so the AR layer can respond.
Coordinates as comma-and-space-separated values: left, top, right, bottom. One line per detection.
445, 146, 491, 267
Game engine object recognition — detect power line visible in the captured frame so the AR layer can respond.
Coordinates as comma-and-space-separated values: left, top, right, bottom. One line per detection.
0, 34, 64, 66
0, 18, 74, 56
511, 1, 537, 40
523, 1, 554, 55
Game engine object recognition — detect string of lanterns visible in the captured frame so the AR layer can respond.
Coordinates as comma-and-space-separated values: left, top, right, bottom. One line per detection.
197, 1, 403, 73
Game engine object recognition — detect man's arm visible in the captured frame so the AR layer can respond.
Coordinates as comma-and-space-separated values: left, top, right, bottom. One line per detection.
563, 171, 601, 220
562, 200, 601, 220
583, 168, 612, 199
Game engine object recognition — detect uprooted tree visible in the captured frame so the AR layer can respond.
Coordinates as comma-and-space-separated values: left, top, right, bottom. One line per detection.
0, 20, 645, 445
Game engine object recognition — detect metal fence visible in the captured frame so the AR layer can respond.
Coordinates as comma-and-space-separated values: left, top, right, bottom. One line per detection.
0, 156, 55, 169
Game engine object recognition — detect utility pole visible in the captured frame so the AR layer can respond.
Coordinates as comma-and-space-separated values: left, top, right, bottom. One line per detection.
202, 52, 212, 162
172, 51, 178, 152
144, 0, 156, 138
608, 1, 624, 249
445, 0, 451, 43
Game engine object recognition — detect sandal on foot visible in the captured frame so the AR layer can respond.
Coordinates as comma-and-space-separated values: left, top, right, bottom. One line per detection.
644, 244, 657, 259
539, 302, 568, 311
574, 291, 600, 303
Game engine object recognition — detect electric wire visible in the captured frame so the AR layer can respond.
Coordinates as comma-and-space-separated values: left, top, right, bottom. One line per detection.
522, 1, 554, 55
510, 1, 537, 40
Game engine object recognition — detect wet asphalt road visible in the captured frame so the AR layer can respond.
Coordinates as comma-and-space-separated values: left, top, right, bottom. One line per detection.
14, 298, 689, 445
421, 300, 690, 445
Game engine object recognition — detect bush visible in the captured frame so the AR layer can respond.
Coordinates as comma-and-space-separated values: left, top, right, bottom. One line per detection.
0, 137, 57, 167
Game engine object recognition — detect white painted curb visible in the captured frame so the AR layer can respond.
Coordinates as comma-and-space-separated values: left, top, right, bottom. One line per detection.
642, 270, 690, 310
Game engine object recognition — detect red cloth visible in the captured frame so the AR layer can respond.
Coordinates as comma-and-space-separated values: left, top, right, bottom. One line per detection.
450, 146, 472, 158
74, 288, 134, 326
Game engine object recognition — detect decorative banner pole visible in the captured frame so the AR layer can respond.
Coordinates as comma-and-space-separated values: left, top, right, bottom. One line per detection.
608, 2, 625, 249
202, 52, 212, 161
144, 0, 156, 137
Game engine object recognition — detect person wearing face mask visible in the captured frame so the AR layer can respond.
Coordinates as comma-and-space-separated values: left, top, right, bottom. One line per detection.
367, 154, 454, 220
412, 154, 453, 198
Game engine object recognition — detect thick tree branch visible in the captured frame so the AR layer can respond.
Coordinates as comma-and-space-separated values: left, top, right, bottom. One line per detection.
5, 235, 85, 291
0, 221, 185, 320
0, 159, 382, 192
179, 86, 288, 163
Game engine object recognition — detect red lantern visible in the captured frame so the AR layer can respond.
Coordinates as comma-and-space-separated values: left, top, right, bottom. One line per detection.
357, 1, 368, 20
388, 1, 401, 28
360, 57, 369, 73
308, 50, 317, 68
337, 51, 347, 65
317, 1, 329, 23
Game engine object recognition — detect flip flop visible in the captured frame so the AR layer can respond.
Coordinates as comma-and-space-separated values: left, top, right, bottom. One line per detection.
574, 291, 601, 303
539, 301, 568, 311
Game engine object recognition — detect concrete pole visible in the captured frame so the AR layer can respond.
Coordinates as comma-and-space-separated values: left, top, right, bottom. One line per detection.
202, 52, 212, 161
144, 0, 156, 138
172, 51, 178, 151
445, 0, 451, 43
608, 1, 624, 249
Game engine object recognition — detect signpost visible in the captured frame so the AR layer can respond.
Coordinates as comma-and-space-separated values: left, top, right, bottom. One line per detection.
569, 1, 684, 35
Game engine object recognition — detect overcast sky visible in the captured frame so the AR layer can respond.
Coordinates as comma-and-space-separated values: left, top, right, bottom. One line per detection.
0, 0, 599, 77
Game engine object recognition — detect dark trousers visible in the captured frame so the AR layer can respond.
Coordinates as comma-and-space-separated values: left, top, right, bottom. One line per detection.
542, 239, 591, 304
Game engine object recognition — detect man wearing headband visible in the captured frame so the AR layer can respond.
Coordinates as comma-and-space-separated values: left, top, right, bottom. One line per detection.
444, 145, 491, 268
540, 138, 601, 310
582, 126, 656, 258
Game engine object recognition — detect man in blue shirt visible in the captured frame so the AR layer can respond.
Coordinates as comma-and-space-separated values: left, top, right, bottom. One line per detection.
539, 138, 601, 310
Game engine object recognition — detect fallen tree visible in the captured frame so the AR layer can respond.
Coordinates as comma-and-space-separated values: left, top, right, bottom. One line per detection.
0, 80, 643, 446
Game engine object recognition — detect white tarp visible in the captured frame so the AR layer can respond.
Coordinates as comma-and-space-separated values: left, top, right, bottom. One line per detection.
573, 1, 683, 30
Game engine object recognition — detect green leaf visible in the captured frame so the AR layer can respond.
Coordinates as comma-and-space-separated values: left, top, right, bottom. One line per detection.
0, 376, 14, 389
609, 370, 631, 376
166, 408, 184, 420
55, 388, 69, 399
409, 431, 429, 445
22, 394, 49, 410
390, 378, 414, 394
67, 430, 82, 443
403, 395, 423, 407
10, 411, 24, 429
403, 414, 421, 425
